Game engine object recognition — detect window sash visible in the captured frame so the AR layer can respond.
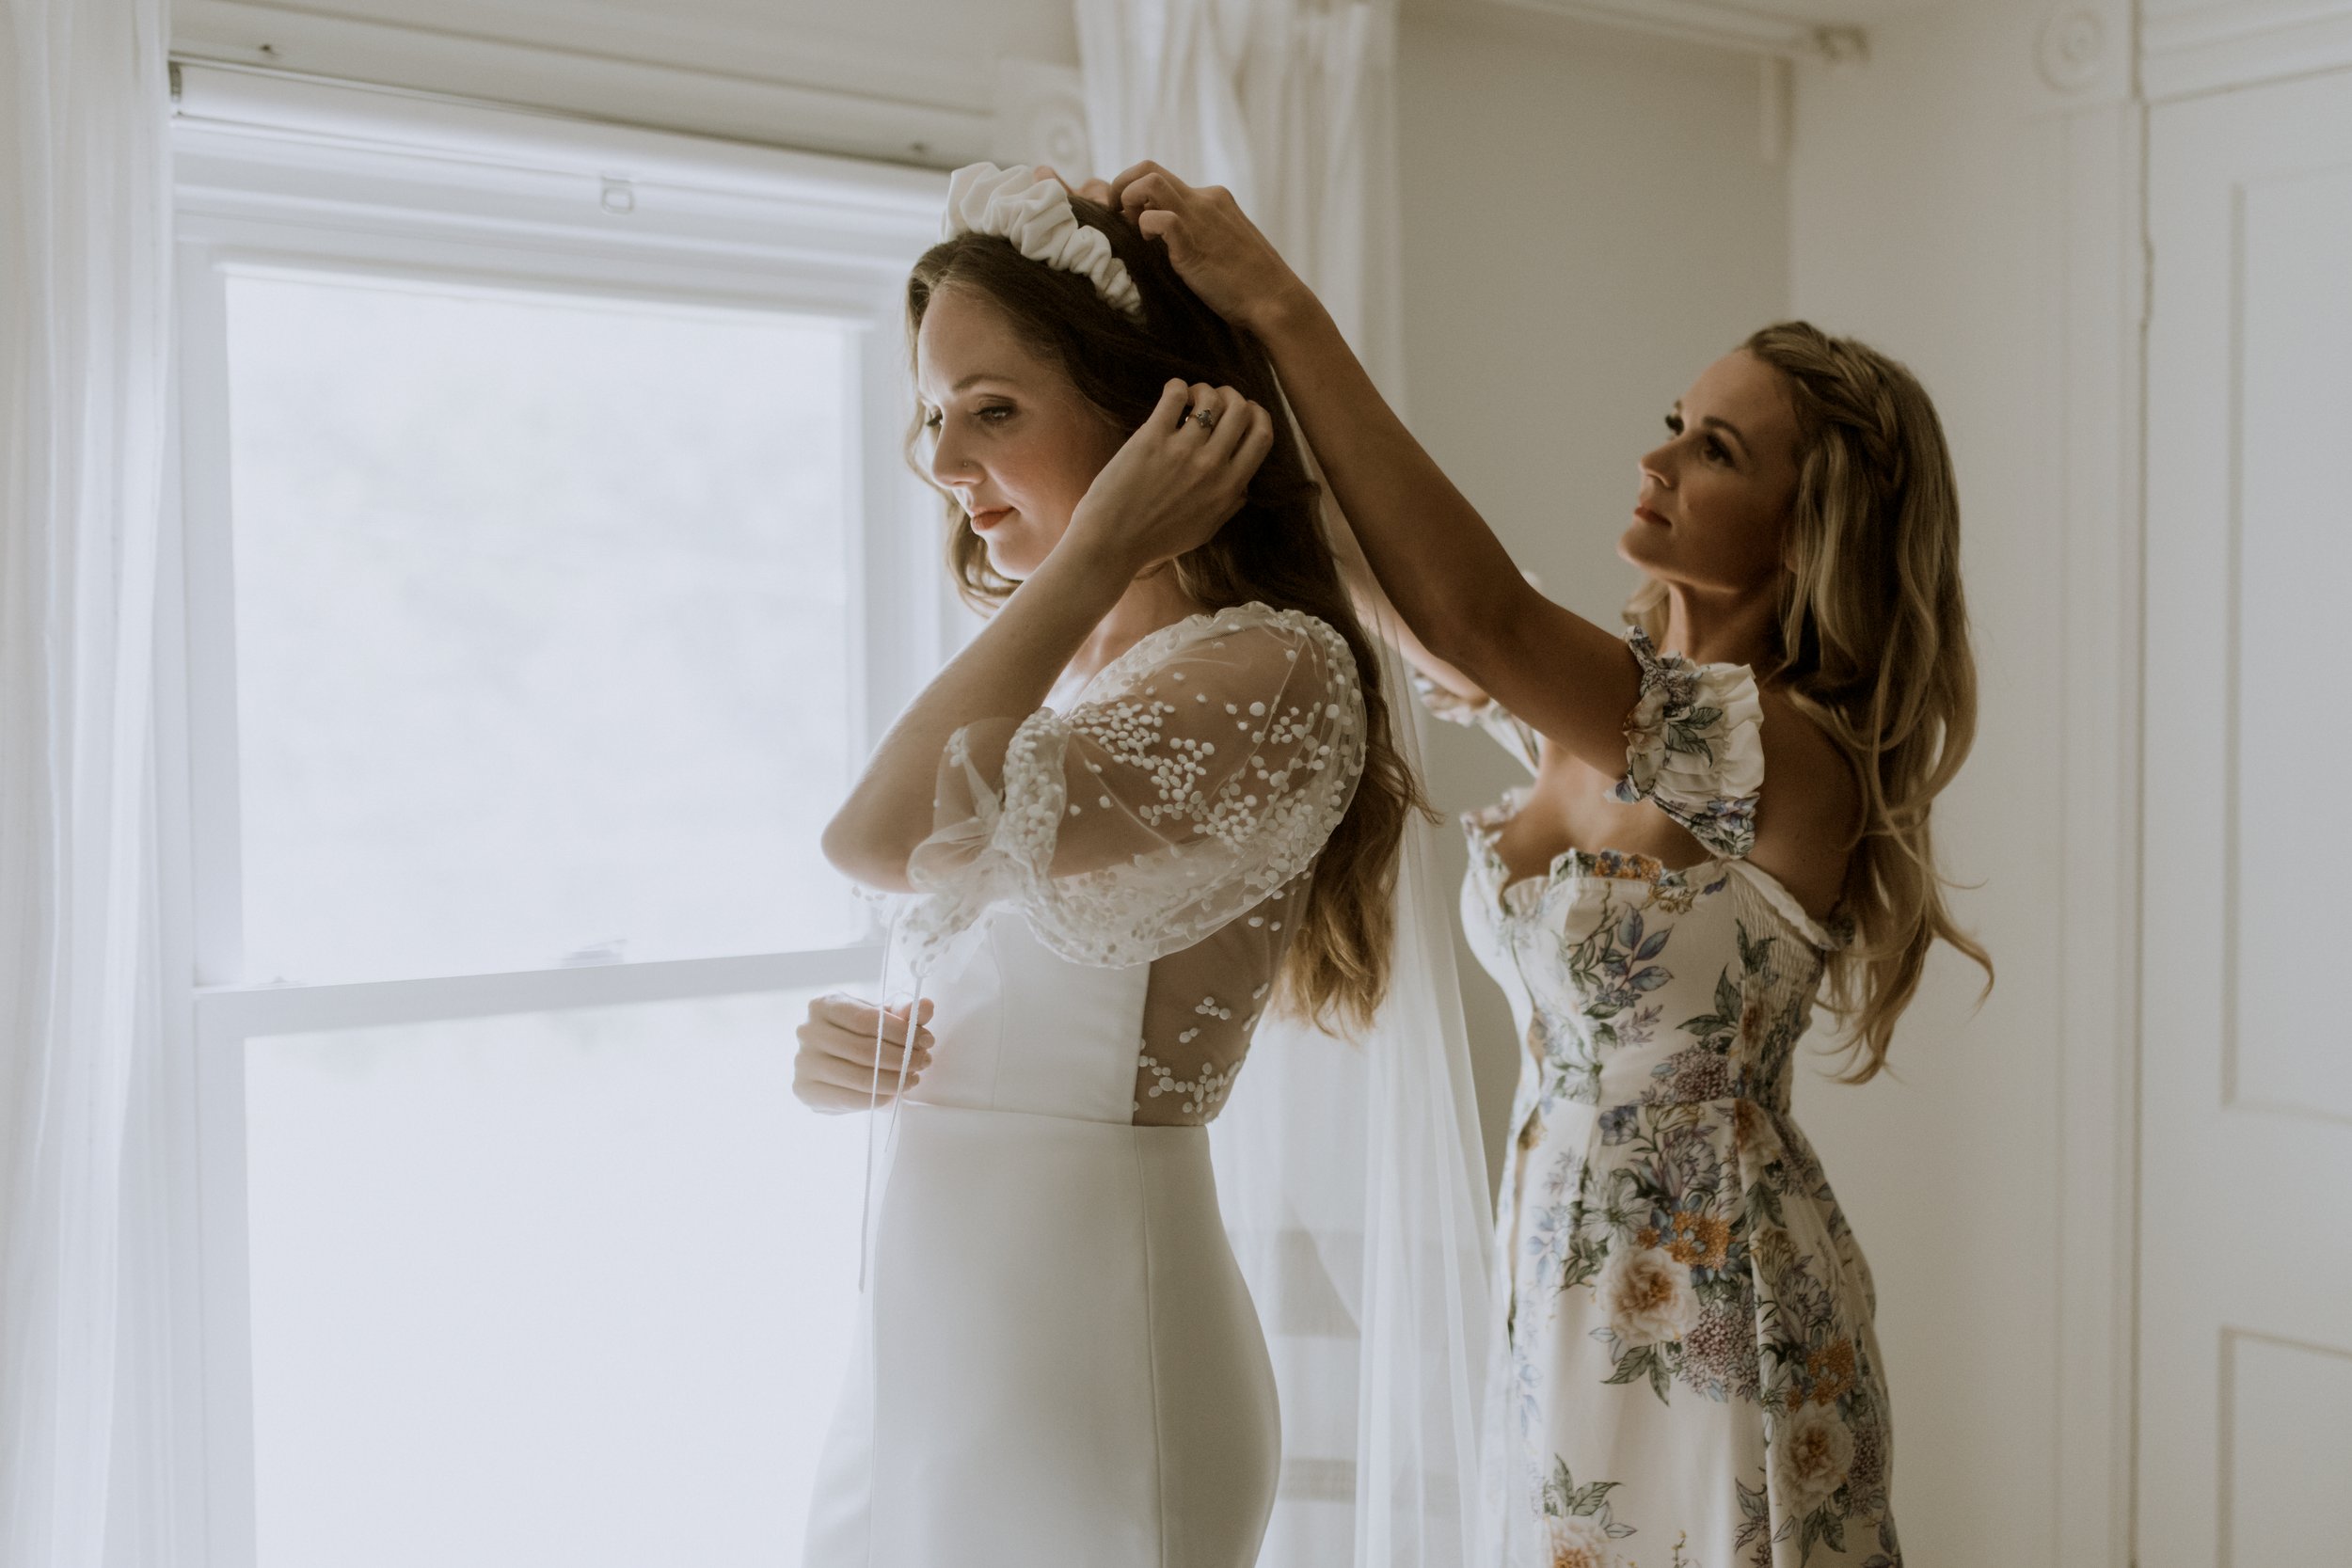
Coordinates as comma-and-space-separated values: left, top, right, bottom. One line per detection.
160, 70, 947, 1566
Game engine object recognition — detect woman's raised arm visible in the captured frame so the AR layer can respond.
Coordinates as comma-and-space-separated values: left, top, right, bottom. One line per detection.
1097, 162, 1643, 768
820, 377, 1273, 891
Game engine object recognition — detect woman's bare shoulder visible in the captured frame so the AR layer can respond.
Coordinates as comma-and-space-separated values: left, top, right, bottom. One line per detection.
1751, 685, 1863, 913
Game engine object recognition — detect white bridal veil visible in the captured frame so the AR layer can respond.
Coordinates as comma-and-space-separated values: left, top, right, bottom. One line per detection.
1206, 631, 1497, 1568
1079, 8, 1503, 1537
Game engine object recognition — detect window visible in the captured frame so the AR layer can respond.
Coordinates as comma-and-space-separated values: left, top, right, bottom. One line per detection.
164, 66, 946, 1567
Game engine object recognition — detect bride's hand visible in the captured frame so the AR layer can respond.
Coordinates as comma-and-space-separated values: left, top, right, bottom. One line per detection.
1069, 379, 1275, 571
1107, 162, 1314, 337
793, 993, 934, 1114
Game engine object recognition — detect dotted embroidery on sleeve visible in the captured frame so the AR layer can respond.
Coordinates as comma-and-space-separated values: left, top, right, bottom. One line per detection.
904, 606, 1367, 975
899, 606, 1370, 1120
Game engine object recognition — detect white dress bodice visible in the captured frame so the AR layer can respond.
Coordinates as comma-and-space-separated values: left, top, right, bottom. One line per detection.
912, 910, 1150, 1124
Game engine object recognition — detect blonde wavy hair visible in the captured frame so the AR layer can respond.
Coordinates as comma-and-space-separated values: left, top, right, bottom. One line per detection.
1627, 321, 1992, 1080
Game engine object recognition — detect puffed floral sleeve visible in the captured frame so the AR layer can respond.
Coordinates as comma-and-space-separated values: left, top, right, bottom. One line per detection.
898, 603, 1369, 974
1608, 625, 1765, 858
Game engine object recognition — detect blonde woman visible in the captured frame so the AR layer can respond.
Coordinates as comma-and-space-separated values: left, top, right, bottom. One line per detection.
1070, 163, 1989, 1568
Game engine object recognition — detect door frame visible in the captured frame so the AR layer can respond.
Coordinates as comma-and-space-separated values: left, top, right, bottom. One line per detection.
2045, 82, 2146, 1568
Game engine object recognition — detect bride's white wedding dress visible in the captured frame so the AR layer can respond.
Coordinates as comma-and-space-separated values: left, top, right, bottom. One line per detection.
803, 602, 1369, 1568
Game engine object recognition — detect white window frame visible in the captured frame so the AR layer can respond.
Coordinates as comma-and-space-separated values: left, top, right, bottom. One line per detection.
158, 63, 954, 1567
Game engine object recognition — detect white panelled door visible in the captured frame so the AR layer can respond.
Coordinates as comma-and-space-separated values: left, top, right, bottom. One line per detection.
2141, 68, 2352, 1567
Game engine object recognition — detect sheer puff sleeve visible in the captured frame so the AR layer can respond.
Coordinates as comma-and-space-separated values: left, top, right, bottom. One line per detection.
1609, 625, 1764, 858
898, 604, 1368, 974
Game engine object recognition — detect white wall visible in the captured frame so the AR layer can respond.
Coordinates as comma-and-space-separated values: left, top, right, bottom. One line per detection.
1396, 2, 1791, 1185
1782, 2, 2132, 1562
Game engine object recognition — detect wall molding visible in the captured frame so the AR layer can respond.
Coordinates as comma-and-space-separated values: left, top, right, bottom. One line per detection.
991, 58, 1092, 173
172, 0, 1073, 168
2038, 4, 2115, 89
169, 62, 946, 288
2043, 90, 2146, 1568
1492, 0, 1870, 59
2142, 0, 2352, 100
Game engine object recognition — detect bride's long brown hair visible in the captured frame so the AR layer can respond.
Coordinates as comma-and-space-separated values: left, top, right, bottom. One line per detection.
906, 196, 1425, 1035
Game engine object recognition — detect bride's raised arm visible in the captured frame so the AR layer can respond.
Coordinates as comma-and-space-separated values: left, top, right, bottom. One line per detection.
820, 377, 1272, 892
898, 604, 1363, 971
1090, 161, 1645, 768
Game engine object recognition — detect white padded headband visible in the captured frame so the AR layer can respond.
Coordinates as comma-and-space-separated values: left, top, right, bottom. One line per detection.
941, 162, 1145, 324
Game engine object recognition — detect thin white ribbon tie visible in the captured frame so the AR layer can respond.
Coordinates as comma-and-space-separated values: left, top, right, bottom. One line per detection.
855, 911, 926, 1293
852, 907, 926, 1561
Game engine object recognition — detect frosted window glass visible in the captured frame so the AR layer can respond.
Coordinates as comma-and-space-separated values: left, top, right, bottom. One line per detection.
224, 271, 863, 982
245, 990, 865, 1568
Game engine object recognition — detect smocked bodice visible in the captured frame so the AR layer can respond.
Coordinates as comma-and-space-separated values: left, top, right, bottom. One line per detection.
1458, 811, 1841, 1128
1422, 626, 1851, 1130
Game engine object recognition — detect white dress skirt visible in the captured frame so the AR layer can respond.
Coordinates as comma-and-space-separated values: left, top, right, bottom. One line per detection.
803, 913, 1279, 1567
805, 604, 1373, 1568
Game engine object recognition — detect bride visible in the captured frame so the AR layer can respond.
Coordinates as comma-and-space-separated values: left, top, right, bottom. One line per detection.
793, 164, 1427, 1566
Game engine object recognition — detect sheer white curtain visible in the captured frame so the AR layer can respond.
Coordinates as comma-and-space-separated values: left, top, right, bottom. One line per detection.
1076, 7, 1495, 1565
1077, 0, 1405, 393
1, 2, 179, 1564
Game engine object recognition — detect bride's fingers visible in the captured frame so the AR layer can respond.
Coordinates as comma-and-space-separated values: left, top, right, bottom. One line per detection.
1194, 386, 1251, 453
1150, 377, 1191, 431
803, 990, 930, 1028
797, 1047, 921, 1096
808, 991, 932, 1046
1230, 400, 1276, 483
798, 1025, 929, 1078
797, 1022, 931, 1076
799, 1011, 931, 1066
1183, 382, 1224, 435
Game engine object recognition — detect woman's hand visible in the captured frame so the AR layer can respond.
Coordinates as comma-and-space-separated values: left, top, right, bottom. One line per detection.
1106, 163, 1315, 337
793, 993, 934, 1114
1068, 378, 1274, 572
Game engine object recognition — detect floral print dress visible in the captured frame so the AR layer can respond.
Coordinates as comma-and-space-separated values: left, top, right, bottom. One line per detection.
1426, 629, 1900, 1568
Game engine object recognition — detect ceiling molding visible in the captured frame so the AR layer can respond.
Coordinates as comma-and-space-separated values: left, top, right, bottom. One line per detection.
2141, 0, 2352, 101
1490, 0, 1870, 59
168, 62, 946, 294
172, 0, 1002, 166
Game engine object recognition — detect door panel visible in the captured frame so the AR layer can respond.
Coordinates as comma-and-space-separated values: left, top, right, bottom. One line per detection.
2142, 68, 2352, 1567
2221, 1333, 2352, 1561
